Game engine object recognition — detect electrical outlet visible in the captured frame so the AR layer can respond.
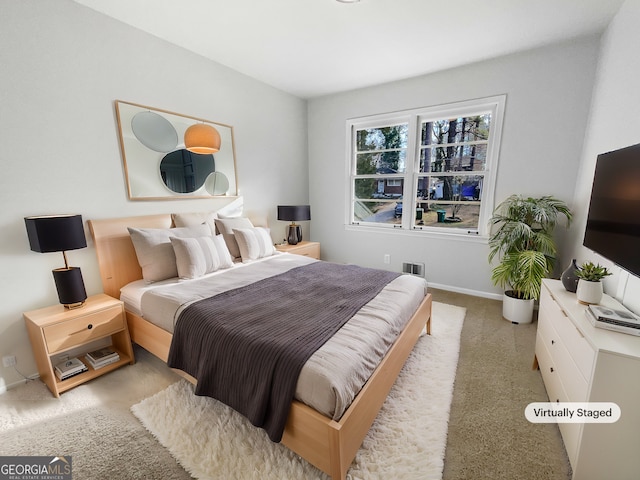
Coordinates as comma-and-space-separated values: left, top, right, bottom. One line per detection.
384, 254, 390, 264
2, 355, 16, 368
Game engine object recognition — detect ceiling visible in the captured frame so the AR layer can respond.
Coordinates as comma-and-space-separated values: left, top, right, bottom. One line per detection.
73, 0, 623, 99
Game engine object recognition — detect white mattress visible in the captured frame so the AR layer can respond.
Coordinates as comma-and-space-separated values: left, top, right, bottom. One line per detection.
121, 253, 428, 419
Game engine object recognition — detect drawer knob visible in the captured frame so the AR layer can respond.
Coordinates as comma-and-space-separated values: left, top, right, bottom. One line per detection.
550, 367, 554, 373
87, 324, 93, 330
551, 340, 555, 345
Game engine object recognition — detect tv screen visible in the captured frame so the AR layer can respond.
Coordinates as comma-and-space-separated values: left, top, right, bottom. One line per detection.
583, 142, 640, 276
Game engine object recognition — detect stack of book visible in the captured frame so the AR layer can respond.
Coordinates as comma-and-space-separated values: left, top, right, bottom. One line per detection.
586, 305, 640, 336
85, 347, 120, 370
55, 357, 88, 381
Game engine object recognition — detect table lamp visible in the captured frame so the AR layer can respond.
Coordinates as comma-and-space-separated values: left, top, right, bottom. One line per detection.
25, 214, 88, 308
277, 205, 311, 245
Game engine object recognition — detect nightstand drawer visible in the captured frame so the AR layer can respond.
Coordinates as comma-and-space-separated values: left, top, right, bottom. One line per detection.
43, 305, 124, 353
291, 243, 320, 258
275, 241, 321, 259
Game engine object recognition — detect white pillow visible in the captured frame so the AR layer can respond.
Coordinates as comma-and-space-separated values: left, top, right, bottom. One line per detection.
214, 217, 254, 258
233, 227, 276, 262
170, 235, 234, 279
171, 211, 217, 235
128, 223, 211, 282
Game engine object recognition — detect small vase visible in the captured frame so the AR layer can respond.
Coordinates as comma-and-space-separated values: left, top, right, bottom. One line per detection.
576, 279, 603, 305
561, 259, 580, 293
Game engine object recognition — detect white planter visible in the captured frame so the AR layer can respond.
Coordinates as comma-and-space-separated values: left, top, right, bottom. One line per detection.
502, 291, 534, 324
576, 279, 603, 305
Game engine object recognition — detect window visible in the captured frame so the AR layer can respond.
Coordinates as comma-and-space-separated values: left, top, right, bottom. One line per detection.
347, 96, 505, 236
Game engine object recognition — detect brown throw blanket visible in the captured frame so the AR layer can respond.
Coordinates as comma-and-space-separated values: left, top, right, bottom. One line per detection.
167, 261, 400, 442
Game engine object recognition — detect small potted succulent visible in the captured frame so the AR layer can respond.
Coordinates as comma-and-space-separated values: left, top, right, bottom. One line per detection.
575, 261, 612, 305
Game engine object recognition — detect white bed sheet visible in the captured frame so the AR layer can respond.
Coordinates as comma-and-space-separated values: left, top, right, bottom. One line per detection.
121, 253, 428, 419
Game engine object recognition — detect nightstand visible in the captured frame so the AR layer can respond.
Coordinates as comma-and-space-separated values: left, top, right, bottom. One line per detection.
275, 241, 320, 259
24, 293, 135, 397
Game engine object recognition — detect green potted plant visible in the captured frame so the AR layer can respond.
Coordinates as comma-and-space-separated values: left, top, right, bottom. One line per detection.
575, 261, 611, 305
488, 195, 572, 323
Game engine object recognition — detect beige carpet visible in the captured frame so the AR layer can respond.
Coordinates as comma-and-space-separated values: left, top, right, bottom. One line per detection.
131, 301, 465, 480
0, 350, 191, 479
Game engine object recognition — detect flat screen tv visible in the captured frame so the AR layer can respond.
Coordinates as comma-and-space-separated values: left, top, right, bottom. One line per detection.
583, 142, 640, 277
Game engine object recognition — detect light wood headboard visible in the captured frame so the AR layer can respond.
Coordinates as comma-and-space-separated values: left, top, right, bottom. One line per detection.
88, 214, 172, 298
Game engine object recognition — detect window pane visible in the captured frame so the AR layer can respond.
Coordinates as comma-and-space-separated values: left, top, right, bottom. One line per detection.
413, 202, 481, 230
420, 145, 487, 172
421, 114, 491, 146
354, 177, 404, 199
356, 150, 407, 174
353, 200, 402, 225
418, 175, 483, 201
356, 124, 408, 151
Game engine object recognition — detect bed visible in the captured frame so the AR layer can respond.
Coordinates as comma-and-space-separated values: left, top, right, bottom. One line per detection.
88, 213, 432, 480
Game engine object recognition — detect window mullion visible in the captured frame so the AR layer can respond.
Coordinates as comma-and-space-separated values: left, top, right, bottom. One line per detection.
401, 116, 419, 230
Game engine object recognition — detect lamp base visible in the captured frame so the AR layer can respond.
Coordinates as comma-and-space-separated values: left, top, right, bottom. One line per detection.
287, 224, 302, 245
53, 267, 87, 308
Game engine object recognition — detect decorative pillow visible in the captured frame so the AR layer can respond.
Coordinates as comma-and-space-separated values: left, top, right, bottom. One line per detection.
233, 227, 276, 262
128, 223, 211, 282
216, 212, 241, 219
216, 197, 244, 219
171, 211, 217, 235
170, 235, 234, 279
214, 217, 254, 258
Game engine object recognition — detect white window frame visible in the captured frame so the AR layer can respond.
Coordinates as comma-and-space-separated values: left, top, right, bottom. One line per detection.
346, 95, 505, 238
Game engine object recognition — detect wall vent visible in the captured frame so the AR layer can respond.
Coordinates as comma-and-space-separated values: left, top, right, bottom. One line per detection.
402, 262, 425, 277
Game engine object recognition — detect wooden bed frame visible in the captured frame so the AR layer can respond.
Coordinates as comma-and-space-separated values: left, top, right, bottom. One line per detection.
88, 214, 432, 480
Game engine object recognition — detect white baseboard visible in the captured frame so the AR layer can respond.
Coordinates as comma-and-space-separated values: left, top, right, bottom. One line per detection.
427, 281, 503, 301
0, 373, 40, 395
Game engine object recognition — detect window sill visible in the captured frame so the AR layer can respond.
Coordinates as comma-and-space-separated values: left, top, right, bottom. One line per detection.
344, 223, 489, 244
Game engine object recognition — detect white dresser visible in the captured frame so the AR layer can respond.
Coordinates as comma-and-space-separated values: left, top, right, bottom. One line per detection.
535, 279, 640, 480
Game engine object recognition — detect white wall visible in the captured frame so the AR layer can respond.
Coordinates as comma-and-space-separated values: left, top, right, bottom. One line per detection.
307, 37, 600, 298
565, 0, 640, 314
0, 0, 307, 390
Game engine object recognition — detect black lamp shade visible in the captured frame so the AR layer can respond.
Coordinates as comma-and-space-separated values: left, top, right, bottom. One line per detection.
25, 215, 87, 253
277, 205, 311, 222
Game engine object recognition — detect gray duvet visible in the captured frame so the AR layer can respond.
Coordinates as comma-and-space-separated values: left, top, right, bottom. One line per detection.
137, 254, 428, 420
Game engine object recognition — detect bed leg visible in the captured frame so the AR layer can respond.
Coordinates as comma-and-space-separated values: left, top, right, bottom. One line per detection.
426, 315, 431, 335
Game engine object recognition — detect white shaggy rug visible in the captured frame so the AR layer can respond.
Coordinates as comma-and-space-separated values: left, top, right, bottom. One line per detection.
131, 301, 465, 480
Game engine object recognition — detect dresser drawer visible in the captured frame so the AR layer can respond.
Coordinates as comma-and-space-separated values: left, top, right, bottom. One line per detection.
536, 329, 566, 404
538, 311, 590, 401
553, 310, 596, 381
535, 331, 581, 466
540, 286, 596, 381
43, 305, 124, 353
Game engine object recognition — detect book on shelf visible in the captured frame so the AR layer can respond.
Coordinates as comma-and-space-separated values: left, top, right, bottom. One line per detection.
55, 357, 88, 381
86, 346, 119, 363
85, 353, 120, 370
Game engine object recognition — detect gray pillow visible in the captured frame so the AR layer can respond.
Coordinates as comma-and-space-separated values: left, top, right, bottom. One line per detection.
128, 223, 211, 282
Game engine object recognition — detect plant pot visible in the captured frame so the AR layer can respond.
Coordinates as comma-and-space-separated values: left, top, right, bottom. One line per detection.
576, 279, 603, 305
502, 291, 534, 324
